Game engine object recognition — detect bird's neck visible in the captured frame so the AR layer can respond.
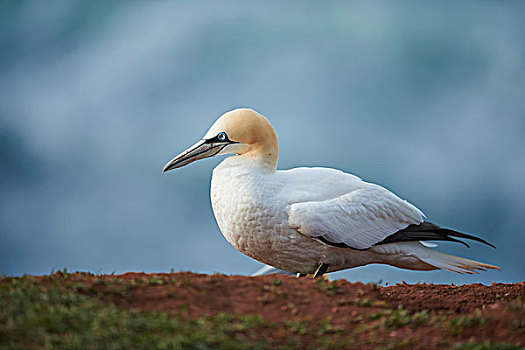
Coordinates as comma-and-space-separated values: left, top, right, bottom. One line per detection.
220, 149, 278, 174
242, 144, 278, 171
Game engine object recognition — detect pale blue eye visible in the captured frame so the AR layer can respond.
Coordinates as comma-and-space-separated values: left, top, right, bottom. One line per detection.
218, 132, 227, 141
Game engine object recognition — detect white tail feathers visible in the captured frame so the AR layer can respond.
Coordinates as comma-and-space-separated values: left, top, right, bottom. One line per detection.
417, 248, 501, 274
373, 242, 501, 274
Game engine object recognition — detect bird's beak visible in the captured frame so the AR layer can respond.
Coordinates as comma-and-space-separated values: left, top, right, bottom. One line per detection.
162, 139, 228, 172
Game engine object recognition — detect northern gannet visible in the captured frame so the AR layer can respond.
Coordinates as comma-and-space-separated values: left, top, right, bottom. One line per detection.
163, 108, 499, 277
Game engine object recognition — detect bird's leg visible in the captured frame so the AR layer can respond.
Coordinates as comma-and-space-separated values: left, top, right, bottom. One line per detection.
296, 273, 307, 278
312, 263, 329, 278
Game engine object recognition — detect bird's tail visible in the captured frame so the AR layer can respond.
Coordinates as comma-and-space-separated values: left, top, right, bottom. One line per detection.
417, 249, 500, 274
374, 242, 501, 274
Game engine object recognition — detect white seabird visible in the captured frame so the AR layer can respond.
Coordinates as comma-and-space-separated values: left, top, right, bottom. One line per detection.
163, 108, 499, 277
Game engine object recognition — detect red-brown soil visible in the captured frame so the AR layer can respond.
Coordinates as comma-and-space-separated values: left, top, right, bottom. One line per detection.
42, 272, 525, 349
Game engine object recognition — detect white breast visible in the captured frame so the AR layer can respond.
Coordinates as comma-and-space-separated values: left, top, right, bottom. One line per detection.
211, 159, 295, 267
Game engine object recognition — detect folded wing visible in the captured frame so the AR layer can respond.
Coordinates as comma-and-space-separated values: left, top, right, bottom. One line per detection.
288, 184, 425, 250
288, 182, 495, 251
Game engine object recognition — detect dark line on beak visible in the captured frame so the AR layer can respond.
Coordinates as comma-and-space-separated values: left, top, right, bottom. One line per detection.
210, 144, 228, 157
188, 143, 223, 160
164, 143, 228, 172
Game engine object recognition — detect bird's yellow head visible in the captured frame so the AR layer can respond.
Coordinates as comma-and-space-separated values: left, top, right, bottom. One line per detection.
163, 108, 279, 172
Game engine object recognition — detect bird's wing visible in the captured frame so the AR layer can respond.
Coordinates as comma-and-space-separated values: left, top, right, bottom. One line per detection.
287, 183, 425, 250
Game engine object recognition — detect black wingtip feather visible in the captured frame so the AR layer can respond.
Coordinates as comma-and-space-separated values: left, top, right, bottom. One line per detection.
376, 222, 496, 249
440, 228, 496, 249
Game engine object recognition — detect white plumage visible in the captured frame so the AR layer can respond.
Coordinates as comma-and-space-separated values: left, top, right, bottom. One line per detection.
163, 108, 499, 276
287, 172, 424, 250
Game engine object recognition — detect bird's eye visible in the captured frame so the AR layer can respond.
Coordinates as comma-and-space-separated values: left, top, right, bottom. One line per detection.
217, 132, 227, 141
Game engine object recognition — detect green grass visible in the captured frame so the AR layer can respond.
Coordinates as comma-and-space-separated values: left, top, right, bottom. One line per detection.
0, 276, 271, 350
383, 307, 430, 329
449, 311, 486, 336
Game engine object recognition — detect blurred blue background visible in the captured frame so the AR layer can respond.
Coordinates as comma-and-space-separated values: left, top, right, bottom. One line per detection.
1, 1, 524, 284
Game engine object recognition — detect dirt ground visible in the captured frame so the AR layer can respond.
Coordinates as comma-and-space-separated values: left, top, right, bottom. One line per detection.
42, 272, 525, 349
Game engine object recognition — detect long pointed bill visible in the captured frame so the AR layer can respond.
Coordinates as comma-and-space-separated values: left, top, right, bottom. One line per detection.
162, 139, 228, 172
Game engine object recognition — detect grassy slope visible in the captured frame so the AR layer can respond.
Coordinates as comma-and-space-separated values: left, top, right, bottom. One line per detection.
1, 273, 523, 350
1, 276, 271, 350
